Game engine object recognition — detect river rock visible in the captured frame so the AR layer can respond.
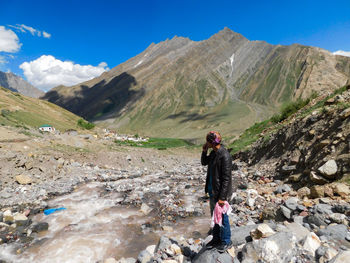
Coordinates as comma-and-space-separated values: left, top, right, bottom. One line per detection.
140, 203, 152, 215
137, 249, 152, 263
318, 160, 338, 178
317, 224, 348, 242
241, 232, 297, 263
230, 224, 258, 246
250, 223, 275, 239
297, 187, 310, 198
329, 213, 347, 224
306, 213, 327, 227
15, 174, 33, 185
315, 204, 333, 215
192, 248, 234, 263
332, 183, 350, 197
310, 185, 325, 198
303, 232, 321, 256
285, 197, 299, 211
284, 222, 310, 242
280, 206, 292, 220
32, 222, 49, 232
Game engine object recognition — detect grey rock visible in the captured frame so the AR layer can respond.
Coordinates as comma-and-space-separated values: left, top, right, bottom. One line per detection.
315, 204, 333, 215
155, 236, 172, 252
192, 248, 233, 263
137, 249, 152, 263
32, 222, 49, 232
230, 224, 258, 246
241, 232, 297, 263
285, 197, 299, 211
284, 222, 310, 242
317, 224, 348, 242
330, 250, 350, 263
346, 233, 350, 242
329, 213, 347, 224
306, 213, 327, 227
297, 205, 306, 211
280, 206, 292, 220
318, 160, 338, 178
275, 184, 291, 194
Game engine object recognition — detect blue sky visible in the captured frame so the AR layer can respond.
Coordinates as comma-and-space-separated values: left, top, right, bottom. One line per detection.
0, 0, 349, 91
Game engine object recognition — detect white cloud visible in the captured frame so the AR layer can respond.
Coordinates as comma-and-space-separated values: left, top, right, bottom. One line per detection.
43, 31, 51, 39
333, 50, 350, 57
0, 26, 21, 53
0, 55, 7, 64
20, 55, 109, 91
8, 24, 51, 39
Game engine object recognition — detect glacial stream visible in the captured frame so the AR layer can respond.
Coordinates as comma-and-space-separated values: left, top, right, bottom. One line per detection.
0, 182, 210, 263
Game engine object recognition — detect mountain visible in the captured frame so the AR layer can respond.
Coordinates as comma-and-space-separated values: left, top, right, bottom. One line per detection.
0, 86, 81, 131
42, 28, 350, 139
0, 71, 44, 98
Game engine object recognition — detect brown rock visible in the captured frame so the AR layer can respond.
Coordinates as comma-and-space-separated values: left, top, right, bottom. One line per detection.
324, 185, 334, 197
310, 185, 325, 198
289, 174, 303, 182
318, 139, 331, 148
309, 171, 329, 185
15, 174, 32, 185
340, 108, 350, 119
298, 187, 311, 198
332, 183, 350, 197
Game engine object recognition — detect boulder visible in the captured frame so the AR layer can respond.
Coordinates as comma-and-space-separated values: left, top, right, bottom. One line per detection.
317, 224, 348, 242
318, 160, 338, 178
306, 213, 327, 227
15, 174, 33, 185
328, 213, 347, 224
303, 232, 321, 256
241, 232, 297, 263
315, 204, 333, 215
230, 224, 258, 246
332, 183, 350, 197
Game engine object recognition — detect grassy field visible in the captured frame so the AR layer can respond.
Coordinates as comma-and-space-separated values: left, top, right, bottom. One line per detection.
114, 137, 195, 150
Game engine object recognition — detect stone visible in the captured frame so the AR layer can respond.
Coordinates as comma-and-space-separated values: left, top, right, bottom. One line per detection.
156, 236, 172, 252
146, 245, 156, 255
162, 260, 177, 263
290, 150, 301, 164
281, 165, 297, 174
340, 108, 350, 119
317, 224, 348, 241
280, 206, 292, 220
289, 174, 302, 182
15, 174, 33, 185
310, 185, 325, 198
329, 213, 347, 224
227, 246, 235, 258
230, 224, 258, 246
250, 223, 275, 239
275, 184, 291, 194
310, 172, 329, 185
303, 232, 321, 256
331, 250, 350, 263
319, 247, 338, 263
140, 203, 152, 215
332, 183, 350, 197
284, 222, 310, 242
137, 249, 152, 263
32, 222, 49, 232
306, 214, 327, 227
298, 187, 311, 198
192, 248, 234, 263
241, 232, 297, 263
170, 244, 181, 255
116, 258, 136, 263
324, 185, 334, 197
318, 160, 338, 178
285, 197, 299, 211
315, 204, 333, 215
3, 210, 14, 223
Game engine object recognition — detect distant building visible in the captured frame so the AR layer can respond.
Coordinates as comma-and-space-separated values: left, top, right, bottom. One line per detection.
39, 124, 55, 132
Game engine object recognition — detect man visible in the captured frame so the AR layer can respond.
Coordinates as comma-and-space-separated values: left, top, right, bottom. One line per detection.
201, 131, 233, 252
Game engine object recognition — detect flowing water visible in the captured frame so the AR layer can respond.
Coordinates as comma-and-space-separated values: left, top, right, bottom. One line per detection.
0, 182, 210, 263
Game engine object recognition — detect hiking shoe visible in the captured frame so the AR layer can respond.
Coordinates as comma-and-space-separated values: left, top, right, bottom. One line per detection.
216, 241, 233, 253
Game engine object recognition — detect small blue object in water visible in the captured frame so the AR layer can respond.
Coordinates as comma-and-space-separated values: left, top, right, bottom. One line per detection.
44, 207, 66, 215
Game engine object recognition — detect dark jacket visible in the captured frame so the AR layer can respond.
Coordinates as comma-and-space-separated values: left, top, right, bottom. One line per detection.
201, 146, 232, 201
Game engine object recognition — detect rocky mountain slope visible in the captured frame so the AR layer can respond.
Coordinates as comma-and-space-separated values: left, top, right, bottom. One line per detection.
0, 71, 43, 98
42, 28, 350, 139
0, 86, 82, 131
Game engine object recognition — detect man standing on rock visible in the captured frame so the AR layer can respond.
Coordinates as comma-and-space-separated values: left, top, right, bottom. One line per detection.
201, 131, 233, 251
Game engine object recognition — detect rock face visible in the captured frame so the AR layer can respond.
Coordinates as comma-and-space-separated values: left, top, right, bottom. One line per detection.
0, 71, 43, 98
42, 28, 350, 139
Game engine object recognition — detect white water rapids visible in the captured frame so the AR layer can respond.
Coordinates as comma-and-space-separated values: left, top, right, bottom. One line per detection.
0, 182, 210, 263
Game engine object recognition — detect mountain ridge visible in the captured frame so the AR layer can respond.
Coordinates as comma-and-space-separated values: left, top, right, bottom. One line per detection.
42, 27, 350, 139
